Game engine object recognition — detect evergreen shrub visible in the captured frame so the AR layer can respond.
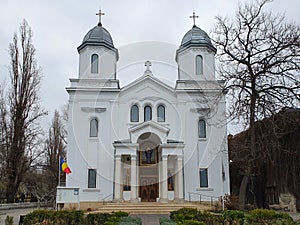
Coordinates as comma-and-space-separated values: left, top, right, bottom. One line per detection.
177, 220, 206, 225
22, 210, 129, 225
170, 208, 297, 225
245, 209, 296, 225
222, 210, 245, 224
118, 216, 142, 225
159, 217, 176, 225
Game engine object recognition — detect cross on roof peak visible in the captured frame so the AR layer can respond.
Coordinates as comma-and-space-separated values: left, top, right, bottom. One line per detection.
189, 11, 199, 26
96, 9, 105, 26
145, 61, 152, 71
144, 60, 153, 76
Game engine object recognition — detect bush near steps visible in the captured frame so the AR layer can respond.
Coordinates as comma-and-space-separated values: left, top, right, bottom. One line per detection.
22, 210, 141, 225
165, 208, 299, 225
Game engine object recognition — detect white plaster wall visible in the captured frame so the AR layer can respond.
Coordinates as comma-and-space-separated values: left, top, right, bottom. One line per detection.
175, 91, 229, 200
66, 80, 230, 202
67, 40, 229, 203
78, 46, 117, 79
177, 48, 215, 81
66, 90, 120, 202
111, 77, 182, 143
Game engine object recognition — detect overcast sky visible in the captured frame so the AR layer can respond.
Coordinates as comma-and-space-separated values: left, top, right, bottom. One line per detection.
0, 0, 299, 129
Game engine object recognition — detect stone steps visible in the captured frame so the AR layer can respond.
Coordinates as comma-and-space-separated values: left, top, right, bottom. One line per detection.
92, 202, 213, 214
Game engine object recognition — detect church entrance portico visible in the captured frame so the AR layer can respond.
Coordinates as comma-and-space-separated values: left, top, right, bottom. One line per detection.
113, 121, 185, 203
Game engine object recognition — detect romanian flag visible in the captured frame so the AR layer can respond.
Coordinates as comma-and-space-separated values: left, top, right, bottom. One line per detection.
60, 158, 71, 174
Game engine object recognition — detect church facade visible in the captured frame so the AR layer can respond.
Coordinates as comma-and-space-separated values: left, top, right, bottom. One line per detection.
66, 14, 230, 204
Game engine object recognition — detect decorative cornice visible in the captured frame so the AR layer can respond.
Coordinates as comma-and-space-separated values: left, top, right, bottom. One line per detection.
81, 107, 106, 113
190, 108, 210, 114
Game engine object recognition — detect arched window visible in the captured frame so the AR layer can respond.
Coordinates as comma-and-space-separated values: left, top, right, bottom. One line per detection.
196, 55, 203, 75
157, 105, 165, 122
144, 105, 152, 121
198, 119, 206, 138
130, 105, 139, 122
91, 54, 99, 73
90, 118, 98, 137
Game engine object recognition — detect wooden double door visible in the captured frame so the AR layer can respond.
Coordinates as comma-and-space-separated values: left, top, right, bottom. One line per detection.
139, 177, 158, 202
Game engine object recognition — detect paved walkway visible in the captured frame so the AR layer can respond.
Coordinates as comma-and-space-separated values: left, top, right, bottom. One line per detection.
132, 214, 169, 225
0, 207, 37, 225
290, 213, 300, 222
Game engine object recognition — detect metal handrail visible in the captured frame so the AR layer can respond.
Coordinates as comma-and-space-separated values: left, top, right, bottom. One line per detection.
188, 192, 220, 206
102, 193, 113, 204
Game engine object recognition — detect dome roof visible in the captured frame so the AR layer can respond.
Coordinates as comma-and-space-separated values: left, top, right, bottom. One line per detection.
180, 25, 216, 52
77, 24, 115, 52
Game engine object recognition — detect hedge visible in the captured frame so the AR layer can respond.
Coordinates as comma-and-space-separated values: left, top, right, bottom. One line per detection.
22, 208, 298, 225
169, 208, 298, 225
159, 217, 176, 225
22, 210, 129, 225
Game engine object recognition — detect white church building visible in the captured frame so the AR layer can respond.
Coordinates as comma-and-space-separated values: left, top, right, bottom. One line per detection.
65, 13, 230, 205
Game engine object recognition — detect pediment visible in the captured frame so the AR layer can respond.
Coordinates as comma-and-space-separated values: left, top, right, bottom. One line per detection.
121, 74, 175, 95
136, 86, 161, 96
129, 120, 170, 143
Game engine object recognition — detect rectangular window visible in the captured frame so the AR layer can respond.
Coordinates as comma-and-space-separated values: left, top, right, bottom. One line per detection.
200, 168, 208, 188
198, 119, 206, 138
88, 169, 97, 188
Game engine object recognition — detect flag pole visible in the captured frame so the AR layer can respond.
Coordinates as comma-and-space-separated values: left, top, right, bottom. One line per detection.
58, 155, 61, 187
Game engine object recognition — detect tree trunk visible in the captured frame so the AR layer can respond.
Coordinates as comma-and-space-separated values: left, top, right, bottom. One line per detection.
6, 180, 18, 203
239, 175, 249, 209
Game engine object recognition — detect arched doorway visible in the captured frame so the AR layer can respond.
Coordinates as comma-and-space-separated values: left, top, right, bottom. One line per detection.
137, 132, 161, 202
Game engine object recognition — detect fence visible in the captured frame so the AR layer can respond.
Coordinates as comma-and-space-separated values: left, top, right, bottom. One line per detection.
0, 202, 38, 210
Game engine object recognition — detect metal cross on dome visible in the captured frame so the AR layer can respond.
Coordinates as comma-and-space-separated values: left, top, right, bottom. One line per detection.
145, 60, 152, 71
189, 11, 199, 26
96, 9, 105, 26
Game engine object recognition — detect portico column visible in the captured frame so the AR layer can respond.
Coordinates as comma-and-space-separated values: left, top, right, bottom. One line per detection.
175, 155, 184, 202
130, 155, 138, 202
174, 156, 179, 200
160, 155, 168, 203
158, 155, 162, 198
114, 154, 122, 202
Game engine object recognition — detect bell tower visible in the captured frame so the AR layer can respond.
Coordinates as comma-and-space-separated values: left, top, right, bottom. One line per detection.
77, 10, 118, 80
175, 12, 216, 82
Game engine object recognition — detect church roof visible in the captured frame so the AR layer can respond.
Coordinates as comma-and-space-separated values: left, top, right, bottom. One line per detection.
179, 25, 216, 53
77, 24, 116, 52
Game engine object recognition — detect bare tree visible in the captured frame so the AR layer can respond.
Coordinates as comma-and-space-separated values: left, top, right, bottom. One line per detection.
0, 85, 6, 202
44, 110, 66, 192
0, 20, 46, 203
213, 0, 300, 208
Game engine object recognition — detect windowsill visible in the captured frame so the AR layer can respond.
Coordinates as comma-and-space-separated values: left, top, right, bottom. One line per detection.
157, 122, 169, 125
196, 188, 214, 191
88, 137, 98, 141
128, 122, 139, 125
83, 188, 100, 192
198, 138, 207, 141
